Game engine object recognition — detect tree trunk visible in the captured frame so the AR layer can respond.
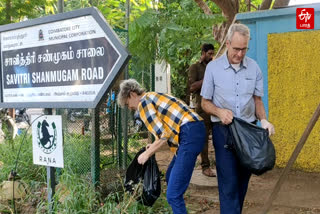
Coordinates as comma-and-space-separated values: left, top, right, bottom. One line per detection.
273, 0, 290, 8
211, 0, 238, 25
194, 0, 289, 47
260, 0, 273, 10
246, 0, 251, 11
194, 0, 213, 15
5, 0, 11, 24
210, 0, 239, 44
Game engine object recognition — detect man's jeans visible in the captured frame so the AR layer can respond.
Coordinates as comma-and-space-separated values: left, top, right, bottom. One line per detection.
212, 123, 251, 214
165, 121, 206, 214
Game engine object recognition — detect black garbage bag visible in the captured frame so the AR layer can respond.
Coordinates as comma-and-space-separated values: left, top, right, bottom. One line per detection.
141, 152, 161, 206
229, 117, 276, 175
124, 148, 146, 193
124, 147, 161, 206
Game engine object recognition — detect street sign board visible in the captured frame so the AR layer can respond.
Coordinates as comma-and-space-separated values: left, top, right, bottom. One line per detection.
32, 115, 63, 168
0, 7, 130, 108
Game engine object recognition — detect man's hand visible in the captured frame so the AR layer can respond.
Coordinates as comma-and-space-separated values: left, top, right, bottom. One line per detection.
217, 109, 233, 125
190, 80, 203, 92
138, 151, 150, 165
261, 119, 275, 136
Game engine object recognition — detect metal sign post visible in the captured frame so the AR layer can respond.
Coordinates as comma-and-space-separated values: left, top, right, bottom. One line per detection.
32, 114, 63, 211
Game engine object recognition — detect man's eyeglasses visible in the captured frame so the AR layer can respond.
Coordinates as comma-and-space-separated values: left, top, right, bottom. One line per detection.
232, 46, 249, 53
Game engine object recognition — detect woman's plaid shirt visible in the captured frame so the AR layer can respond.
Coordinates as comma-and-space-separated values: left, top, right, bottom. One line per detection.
137, 92, 203, 146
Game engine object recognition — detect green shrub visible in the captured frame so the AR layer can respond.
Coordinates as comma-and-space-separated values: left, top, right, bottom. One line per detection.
36, 172, 98, 213
0, 132, 46, 183
97, 185, 172, 214
63, 133, 91, 175
37, 172, 172, 214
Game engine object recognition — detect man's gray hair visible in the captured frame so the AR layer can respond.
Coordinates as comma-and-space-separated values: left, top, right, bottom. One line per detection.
117, 79, 145, 107
226, 23, 250, 41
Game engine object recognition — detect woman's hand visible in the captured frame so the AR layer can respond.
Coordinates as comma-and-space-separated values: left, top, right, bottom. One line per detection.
138, 151, 150, 165
138, 138, 166, 164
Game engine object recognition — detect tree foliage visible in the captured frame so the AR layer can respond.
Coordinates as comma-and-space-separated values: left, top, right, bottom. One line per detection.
0, 0, 55, 25
129, 0, 224, 99
64, 0, 150, 30
97, 0, 150, 30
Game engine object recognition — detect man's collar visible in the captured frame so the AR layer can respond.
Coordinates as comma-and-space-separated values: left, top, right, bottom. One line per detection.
242, 57, 248, 68
222, 52, 248, 70
222, 53, 230, 70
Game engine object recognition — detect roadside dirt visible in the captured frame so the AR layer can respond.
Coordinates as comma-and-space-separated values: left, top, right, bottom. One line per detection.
155, 143, 320, 214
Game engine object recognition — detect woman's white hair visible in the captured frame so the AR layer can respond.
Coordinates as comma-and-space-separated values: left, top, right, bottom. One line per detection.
226, 23, 250, 41
117, 79, 145, 107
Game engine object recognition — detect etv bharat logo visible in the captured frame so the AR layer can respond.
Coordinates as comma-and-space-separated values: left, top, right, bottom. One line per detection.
296, 8, 314, 29
37, 120, 57, 154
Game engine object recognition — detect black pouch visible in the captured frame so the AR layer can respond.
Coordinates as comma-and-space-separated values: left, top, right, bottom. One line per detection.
124, 147, 161, 206
229, 117, 276, 175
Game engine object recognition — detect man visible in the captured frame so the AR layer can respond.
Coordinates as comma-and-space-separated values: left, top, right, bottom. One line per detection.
188, 43, 215, 177
201, 23, 275, 214
118, 79, 206, 214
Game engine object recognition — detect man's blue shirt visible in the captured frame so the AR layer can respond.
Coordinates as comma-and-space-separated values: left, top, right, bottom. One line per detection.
200, 52, 264, 122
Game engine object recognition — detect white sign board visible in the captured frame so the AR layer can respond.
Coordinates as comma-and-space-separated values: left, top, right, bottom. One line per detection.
32, 115, 64, 168
0, 8, 130, 108
155, 60, 170, 94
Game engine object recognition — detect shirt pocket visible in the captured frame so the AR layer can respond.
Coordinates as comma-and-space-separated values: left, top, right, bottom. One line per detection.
245, 77, 255, 94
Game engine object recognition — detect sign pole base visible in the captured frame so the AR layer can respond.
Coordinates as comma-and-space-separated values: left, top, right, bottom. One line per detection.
47, 165, 56, 212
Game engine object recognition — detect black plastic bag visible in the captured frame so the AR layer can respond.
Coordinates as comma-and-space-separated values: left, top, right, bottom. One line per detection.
124, 147, 161, 206
124, 148, 146, 193
141, 152, 161, 206
229, 117, 276, 175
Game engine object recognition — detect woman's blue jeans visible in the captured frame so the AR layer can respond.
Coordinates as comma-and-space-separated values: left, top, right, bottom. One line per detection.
165, 121, 206, 214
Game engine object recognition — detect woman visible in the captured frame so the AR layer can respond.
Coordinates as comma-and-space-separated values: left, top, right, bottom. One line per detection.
117, 79, 206, 214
